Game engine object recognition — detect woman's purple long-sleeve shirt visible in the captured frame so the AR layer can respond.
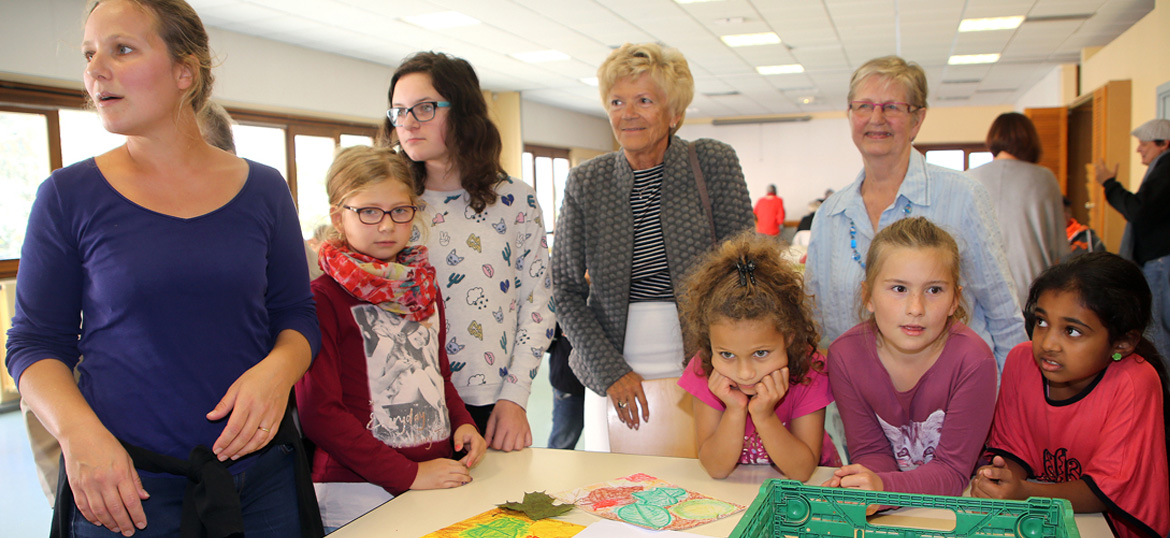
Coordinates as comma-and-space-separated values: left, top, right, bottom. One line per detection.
828, 321, 997, 495
6, 158, 320, 464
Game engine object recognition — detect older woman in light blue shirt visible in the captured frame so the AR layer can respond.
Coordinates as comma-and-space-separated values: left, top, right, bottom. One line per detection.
806, 56, 1025, 368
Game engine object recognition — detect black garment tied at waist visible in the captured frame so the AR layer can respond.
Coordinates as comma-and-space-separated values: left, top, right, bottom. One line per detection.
51, 408, 323, 538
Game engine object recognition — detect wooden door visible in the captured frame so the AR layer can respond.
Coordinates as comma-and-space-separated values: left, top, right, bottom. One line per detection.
1025, 107, 1069, 194
1087, 81, 1132, 252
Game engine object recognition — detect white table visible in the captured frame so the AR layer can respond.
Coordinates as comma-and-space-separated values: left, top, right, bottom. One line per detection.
332, 448, 1108, 537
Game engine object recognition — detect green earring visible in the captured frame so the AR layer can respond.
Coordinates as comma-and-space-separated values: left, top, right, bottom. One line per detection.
1112, 352, 1124, 361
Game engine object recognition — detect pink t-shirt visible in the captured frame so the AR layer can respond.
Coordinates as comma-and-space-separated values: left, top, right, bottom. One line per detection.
988, 343, 1168, 538
678, 353, 839, 466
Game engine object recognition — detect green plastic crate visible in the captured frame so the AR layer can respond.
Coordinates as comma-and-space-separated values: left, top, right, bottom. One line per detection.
729, 479, 1080, 538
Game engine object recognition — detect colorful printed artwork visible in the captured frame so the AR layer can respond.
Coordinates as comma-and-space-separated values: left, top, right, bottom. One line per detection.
553, 473, 744, 531
421, 508, 584, 538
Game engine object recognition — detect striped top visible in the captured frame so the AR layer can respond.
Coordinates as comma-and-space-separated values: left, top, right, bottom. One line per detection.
629, 164, 674, 302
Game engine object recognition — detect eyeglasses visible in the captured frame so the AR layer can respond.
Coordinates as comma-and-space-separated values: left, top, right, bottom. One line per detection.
848, 101, 921, 117
386, 101, 451, 127
342, 205, 418, 225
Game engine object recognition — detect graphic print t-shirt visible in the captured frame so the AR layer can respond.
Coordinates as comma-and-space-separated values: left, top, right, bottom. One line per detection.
988, 343, 1169, 538
352, 303, 450, 447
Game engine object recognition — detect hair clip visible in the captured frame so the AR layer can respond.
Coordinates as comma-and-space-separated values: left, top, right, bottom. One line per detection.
735, 258, 756, 287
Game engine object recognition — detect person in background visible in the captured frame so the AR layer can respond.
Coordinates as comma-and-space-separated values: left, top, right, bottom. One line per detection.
1064, 196, 1104, 256
967, 112, 1067, 309
678, 232, 838, 481
1095, 118, 1170, 364
19, 98, 242, 509
6, 0, 322, 535
974, 253, 1168, 538
551, 42, 753, 452
198, 101, 235, 154
753, 184, 786, 238
294, 146, 484, 532
546, 324, 585, 449
383, 51, 554, 452
806, 55, 1025, 370
796, 199, 822, 233
825, 218, 997, 498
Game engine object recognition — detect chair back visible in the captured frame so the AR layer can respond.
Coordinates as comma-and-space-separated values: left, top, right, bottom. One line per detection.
606, 377, 697, 458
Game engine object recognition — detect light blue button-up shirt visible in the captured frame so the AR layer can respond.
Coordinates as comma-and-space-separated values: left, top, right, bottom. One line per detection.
806, 150, 1027, 369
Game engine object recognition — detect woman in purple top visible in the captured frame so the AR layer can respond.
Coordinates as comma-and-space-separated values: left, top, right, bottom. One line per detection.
5, 1, 319, 536
824, 217, 997, 498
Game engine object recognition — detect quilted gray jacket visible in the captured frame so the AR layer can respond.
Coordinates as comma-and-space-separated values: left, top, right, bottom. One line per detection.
551, 136, 754, 396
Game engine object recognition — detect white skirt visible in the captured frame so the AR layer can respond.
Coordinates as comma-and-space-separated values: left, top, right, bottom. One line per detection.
583, 302, 686, 452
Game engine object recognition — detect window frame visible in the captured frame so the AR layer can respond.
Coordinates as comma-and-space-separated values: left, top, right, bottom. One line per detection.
914, 142, 990, 171
0, 79, 378, 279
522, 144, 570, 236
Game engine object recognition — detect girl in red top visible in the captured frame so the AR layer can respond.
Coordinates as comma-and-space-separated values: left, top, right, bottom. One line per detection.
974, 252, 1169, 538
295, 146, 485, 531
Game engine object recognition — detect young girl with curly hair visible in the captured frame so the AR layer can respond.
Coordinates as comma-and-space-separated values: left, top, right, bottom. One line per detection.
677, 232, 838, 480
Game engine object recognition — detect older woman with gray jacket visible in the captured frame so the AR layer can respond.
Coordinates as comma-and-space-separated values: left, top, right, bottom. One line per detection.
551, 43, 753, 451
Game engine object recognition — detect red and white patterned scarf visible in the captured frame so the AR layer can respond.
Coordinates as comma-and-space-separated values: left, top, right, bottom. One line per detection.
318, 241, 437, 322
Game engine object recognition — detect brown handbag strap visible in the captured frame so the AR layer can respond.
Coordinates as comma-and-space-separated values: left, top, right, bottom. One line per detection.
688, 141, 717, 247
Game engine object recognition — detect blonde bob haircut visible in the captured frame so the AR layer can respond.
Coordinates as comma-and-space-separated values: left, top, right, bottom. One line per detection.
324, 145, 421, 243
597, 43, 694, 135
848, 55, 928, 115
858, 216, 968, 325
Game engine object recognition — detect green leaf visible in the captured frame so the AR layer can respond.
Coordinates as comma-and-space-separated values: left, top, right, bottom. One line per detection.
497, 491, 574, 521
616, 502, 672, 529
632, 487, 687, 507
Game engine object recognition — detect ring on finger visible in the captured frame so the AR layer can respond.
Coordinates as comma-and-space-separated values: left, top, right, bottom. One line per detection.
258, 426, 271, 433
617, 401, 627, 409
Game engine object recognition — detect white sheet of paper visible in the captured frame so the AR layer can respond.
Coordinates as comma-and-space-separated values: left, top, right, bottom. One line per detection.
572, 519, 717, 538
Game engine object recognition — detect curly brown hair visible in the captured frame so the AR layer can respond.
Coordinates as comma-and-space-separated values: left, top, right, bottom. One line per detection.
382, 51, 505, 213
678, 231, 821, 384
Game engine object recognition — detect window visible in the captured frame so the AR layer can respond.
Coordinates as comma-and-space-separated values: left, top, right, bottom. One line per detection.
294, 134, 336, 240
59, 108, 124, 167
522, 145, 570, 237
916, 143, 991, 171
0, 109, 51, 261
0, 79, 379, 278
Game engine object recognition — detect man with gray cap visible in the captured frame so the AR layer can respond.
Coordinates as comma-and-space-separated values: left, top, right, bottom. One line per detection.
1095, 118, 1170, 360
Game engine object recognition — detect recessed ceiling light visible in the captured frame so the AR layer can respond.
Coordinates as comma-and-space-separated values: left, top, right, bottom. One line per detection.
721, 32, 781, 47
757, 64, 804, 75
580, 77, 599, 87
948, 53, 1000, 65
510, 50, 570, 63
402, 11, 480, 30
959, 16, 1025, 32
799, 96, 816, 105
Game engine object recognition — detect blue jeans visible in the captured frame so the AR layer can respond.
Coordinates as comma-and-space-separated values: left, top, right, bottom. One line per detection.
1143, 255, 1170, 369
70, 443, 300, 537
547, 388, 584, 450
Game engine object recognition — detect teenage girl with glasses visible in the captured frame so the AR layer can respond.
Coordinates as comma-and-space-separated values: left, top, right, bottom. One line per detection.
382, 52, 556, 452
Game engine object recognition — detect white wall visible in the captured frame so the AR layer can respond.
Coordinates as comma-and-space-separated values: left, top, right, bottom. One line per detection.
1014, 65, 1066, 111
521, 100, 613, 152
0, 0, 394, 122
677, 118, 863, 221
